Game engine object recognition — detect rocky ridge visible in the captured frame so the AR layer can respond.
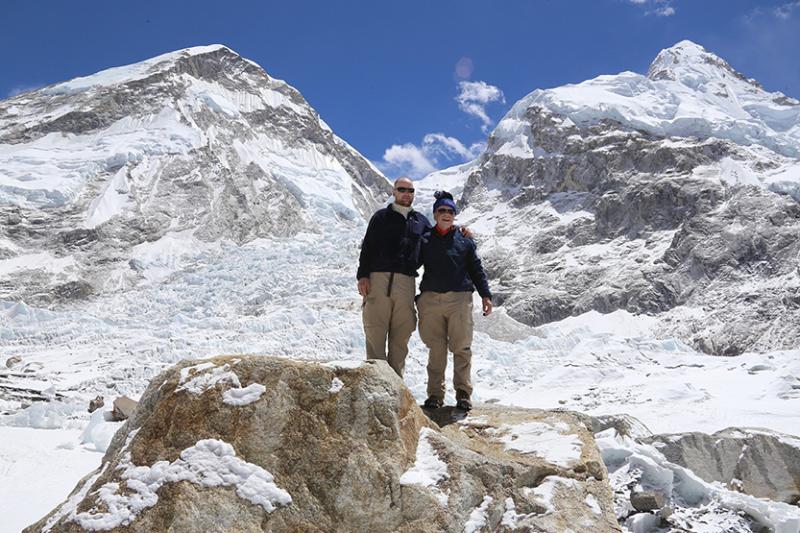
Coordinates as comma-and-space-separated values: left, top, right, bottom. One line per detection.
28, 357, 620, 532
27, 356, 800, 532
0, 45, 389, 305
422, 40, 800, 355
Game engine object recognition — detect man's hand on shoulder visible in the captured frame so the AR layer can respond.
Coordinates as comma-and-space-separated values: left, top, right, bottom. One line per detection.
458, 225, 475, 239
358, 277, 371, 297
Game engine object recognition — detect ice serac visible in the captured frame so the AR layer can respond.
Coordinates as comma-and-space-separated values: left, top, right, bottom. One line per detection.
430, 40, 800, 355
0, 45, 390, 304
643, 428, 800, 505
27, 356, 620, 532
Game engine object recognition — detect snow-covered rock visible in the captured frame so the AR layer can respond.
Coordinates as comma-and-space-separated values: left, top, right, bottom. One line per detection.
643, 427, 800, 505
27, 356, 620, 532
598, 427, 800, 533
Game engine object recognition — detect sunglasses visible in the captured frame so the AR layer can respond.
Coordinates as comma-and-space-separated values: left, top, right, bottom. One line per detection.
395, 187, 415, 193
435, 208, 455, 215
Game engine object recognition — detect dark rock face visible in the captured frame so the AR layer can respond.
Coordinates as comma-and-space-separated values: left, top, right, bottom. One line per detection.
28, 357, 620, 532
449, 43, 800, 355
630, 489, 666, 512
644, 428, 800, 505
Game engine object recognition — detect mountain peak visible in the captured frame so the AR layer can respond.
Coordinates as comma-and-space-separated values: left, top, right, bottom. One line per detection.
647, 40, 760, 89
40, 44, 248, 97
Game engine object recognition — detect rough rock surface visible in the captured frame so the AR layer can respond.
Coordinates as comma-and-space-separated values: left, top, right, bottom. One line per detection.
629, 488, 666, 512
423, 40, 800, 355
28, 356, 620, 532
644, 428, 800, 504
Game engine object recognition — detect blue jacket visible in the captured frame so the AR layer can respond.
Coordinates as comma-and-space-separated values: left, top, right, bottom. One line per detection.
419, 228, 492, 298
357, 205, 431, 279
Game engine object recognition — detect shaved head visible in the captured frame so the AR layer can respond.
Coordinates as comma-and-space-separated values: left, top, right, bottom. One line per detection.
394, 176, 413, 188
392, 176, 415, 207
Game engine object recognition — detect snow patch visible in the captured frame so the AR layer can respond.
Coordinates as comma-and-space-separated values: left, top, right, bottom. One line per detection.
529, 476, 579, 515
85, 166, 131, 228
585, 493, 602, 515
464, 495, 494, 533
501, 496, 535, 528
321, 359, 363, 370
328, 377, 344, 394
1, 399, 85, 429
81, 409, 123, 452
495, 420, 583, 467
399, 427, 449, 506
176, 362, 241, 394
222, 383, 266, 406
68, 438, 291, 530
597, 428, 800, 533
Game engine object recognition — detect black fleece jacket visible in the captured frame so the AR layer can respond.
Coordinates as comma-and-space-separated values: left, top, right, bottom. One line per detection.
419, 228, 492, 298
357, 205, 431, 279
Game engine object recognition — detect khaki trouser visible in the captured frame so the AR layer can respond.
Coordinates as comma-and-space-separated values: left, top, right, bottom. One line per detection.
417, 291, 474, 400
362, 272, 416, 376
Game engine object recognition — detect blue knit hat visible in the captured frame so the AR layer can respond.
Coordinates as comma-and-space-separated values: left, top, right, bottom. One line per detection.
433, 191, 458, 214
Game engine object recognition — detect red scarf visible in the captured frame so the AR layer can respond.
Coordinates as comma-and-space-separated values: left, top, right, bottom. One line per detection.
434, 225, 452, 236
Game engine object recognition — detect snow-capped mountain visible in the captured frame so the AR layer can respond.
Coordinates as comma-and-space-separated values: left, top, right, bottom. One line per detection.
0, 44, 389, 303
422, 40, 800, 355
2, 42, 800, 533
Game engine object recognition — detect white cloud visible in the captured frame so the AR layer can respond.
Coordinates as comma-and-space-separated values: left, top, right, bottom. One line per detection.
379, 79, 498, 179
456, 80, 505, 133
422, 133, 484, 161
774, 1, 800, 19
743, 1, 800, 23
380, 133, 485, 179
654, 5, 675, 16
629, 0, 676, 17
7, 84, 42, 98
382, 143, 437, 178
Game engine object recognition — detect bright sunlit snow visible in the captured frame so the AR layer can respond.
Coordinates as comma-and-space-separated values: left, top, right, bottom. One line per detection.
1, 40, 799, 533
2, 218, 800, 529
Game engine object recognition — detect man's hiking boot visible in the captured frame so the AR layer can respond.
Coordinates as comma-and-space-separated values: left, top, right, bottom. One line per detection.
455, 398, 472, 411
423, 396, 443, 409
455, 390, 472, 411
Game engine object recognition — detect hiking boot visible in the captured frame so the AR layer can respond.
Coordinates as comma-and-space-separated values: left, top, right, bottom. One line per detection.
455, 398, 472, 411
455, 390, 472, 411
423, 396, 443, 409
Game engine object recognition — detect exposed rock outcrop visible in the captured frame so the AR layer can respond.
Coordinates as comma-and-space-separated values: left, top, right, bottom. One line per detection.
644, 428, 800, 504
421, 40, 800, 355
0, 45, 389, 306
29, 356, 620, 532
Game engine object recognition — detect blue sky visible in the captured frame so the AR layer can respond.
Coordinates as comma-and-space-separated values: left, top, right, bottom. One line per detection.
2, 0, 799, 179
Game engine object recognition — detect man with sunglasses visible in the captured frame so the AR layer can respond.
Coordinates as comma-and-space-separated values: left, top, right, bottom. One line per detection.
357, 177, 430, 377
417, 191, 492, 411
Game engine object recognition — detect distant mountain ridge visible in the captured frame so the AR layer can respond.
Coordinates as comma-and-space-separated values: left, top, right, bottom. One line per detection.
0, 45, 390, 303
420, 40, 800, 355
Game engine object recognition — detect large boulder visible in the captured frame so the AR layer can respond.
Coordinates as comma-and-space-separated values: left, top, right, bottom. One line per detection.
643, 428, 800, 504
28, 356, 620, 532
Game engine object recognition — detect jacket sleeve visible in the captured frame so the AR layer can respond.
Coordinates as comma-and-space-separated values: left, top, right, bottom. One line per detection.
465, 239, 492, 299
357, 213, 379, 280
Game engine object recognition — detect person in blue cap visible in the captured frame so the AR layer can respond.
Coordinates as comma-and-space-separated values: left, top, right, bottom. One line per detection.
357, 179, 474, 378
417, 190, 492, 411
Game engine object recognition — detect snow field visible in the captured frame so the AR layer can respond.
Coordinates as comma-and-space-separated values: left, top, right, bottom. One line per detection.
1, 223, 799, 531
0, 426, 104, 533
